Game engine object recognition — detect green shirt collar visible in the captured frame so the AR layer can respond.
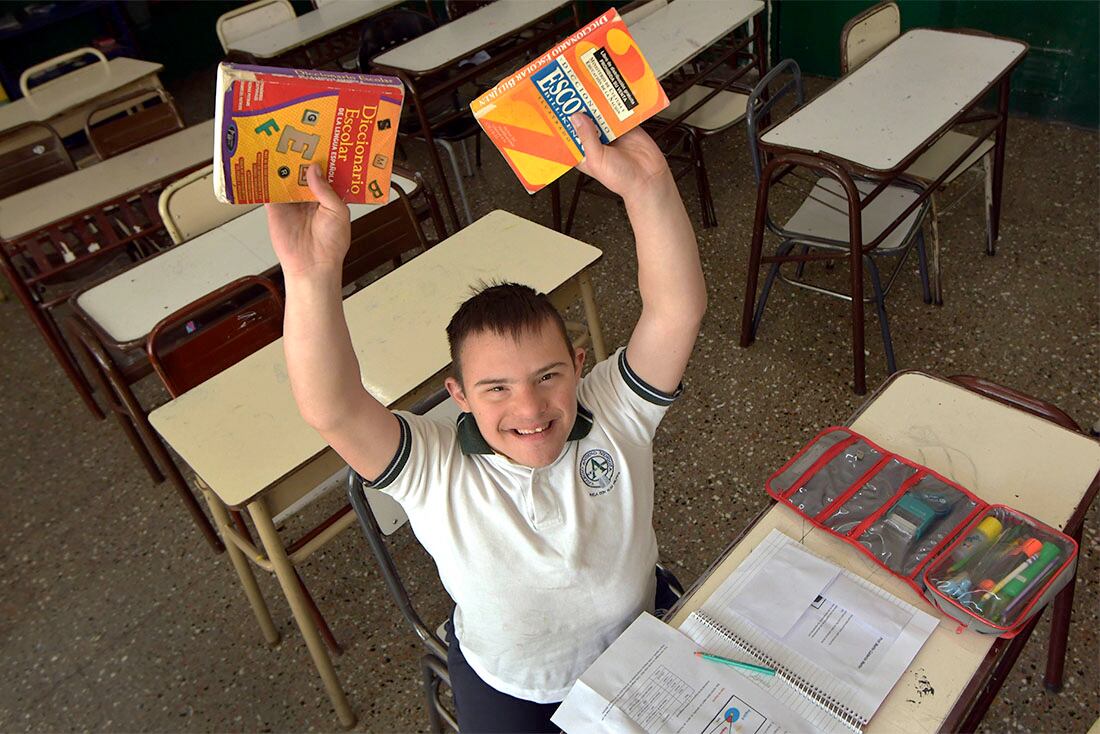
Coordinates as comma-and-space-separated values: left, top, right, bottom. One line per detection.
456, 402, 594, 455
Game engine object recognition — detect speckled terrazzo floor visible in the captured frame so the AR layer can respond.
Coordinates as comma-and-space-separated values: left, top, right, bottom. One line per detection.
1, 66, 1097, 733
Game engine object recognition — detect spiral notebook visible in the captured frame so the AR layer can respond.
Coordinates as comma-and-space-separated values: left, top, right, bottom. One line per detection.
679, 530, 938, 733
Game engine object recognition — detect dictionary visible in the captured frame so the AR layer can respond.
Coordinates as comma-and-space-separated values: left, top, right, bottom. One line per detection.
213, 63, 404, 204
470, 8, 669, 194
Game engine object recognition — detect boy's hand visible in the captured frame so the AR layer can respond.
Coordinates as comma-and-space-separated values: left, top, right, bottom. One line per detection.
571, 113, 670, 201
265, 163, 351, 278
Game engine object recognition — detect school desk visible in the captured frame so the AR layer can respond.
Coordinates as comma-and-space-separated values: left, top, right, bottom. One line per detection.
740, 29, 1027, 394
0, 120, 214, 418
0, 56, 163, 138
667, 371, 1100, 732
147, 210, 604, 727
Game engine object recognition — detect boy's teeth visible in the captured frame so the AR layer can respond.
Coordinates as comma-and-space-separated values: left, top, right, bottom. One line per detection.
516, 426, 546, 435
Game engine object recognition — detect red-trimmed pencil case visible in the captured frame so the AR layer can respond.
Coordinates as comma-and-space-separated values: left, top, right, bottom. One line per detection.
765, 427, 1078, 638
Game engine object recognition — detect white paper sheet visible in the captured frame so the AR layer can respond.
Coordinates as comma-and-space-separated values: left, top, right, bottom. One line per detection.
728, 541, 840, 639
552, 613, 818, 734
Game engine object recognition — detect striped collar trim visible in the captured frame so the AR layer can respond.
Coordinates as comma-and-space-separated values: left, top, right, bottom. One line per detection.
457, 402, 594, 455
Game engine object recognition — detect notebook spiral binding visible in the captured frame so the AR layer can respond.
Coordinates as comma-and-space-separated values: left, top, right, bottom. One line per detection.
693, 610, 867, 734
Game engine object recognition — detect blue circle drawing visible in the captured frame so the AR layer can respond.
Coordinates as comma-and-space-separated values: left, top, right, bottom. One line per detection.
725, 707, 740, 723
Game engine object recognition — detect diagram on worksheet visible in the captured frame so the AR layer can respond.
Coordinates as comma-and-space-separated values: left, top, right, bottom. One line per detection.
699, 696, 768, 734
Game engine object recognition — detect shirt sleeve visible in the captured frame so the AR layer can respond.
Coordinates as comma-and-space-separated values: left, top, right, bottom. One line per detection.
360, 411, 458, 508
577, 347, 682, 445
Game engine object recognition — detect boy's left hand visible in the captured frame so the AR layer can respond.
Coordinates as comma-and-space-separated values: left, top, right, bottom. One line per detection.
571, 112, 670, 201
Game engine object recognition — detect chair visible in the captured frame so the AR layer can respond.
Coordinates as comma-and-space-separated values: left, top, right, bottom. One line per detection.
358, 8, 483, 225
743, 60, 931, 377
84, 88, 184, 161
347, 391, 683, 733
840, 1, 995, 305
0, 122, 76, 198
216, 0, 296, 54
158, 164, 258, 245
19, 47, 109, 98
146, 275, 350, 657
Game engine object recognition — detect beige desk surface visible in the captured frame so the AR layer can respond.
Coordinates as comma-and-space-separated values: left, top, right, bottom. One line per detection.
372, 0, 569, 74
761, 29, 1025, 172
229, 0, 402, 58
630, 0, 764, 80
0, 57, 163, 134
74, 172, 418, 344
0, 120, 214, 242
149, 210, 602, 507
668, 372, 1100, 732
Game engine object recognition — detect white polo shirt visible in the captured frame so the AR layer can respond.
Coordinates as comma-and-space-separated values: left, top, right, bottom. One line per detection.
368, 347, 680, 703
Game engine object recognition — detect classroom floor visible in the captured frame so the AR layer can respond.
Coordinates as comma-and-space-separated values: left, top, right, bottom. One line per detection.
1, 65, 1097, 734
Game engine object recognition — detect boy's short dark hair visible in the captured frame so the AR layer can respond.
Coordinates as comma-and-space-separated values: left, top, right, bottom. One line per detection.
447, 282, 573, 383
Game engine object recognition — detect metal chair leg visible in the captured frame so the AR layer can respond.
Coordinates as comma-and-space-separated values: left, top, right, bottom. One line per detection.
458, 138, 474, 177
983, 149, 996, 256
795, 243, 810, 279
929, 194, 944, 305
563, 173, 587, 235
915, 228, 933, 305
751, 240, 795, 339
865, 256, 897, 375
689, 131, 717, 228
436, 140, 473, 226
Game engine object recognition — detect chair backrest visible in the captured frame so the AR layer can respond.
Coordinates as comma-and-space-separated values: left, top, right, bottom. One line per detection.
840, 1, 900, 74
158, 164, 256, 245
444, 0, 492, 20
216, 0, 296, 53
347, 387, 461, 660
745, 59, 804, 182
0, 122, 75, 198
343, 180, 433, 287
85, 88, 185, 160
146, 275, 284, 397
19, 47, 109, 98
357, 8, 437, 73
621, 0, 668, 26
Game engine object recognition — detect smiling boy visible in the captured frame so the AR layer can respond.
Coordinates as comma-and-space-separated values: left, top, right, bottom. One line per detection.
266, 114, 705, 732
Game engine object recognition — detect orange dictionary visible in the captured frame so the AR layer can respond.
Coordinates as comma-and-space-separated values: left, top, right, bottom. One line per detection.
470, 8, 668, 194
213, 63, 404, 204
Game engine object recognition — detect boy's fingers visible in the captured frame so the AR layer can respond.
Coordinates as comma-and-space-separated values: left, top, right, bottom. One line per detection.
570, 112, 601, 164
305, 163, 346, 212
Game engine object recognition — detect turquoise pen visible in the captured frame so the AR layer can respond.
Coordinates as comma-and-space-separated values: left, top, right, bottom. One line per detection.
694, 651, 776, 676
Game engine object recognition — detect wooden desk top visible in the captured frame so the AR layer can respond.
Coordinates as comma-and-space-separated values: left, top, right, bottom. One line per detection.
0, 120, 214, 241
668, 372, 1100, 732
149, 210, 602, 507
74, 172, 418, 345
229, 0, 401, 58
0, 57, 163, 134
630, 0, 763, 79
371, 0, 569, 74
761, 29, 1026, 172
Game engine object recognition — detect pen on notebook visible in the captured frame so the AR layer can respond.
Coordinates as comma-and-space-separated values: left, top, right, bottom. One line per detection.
694, 651, 776, 676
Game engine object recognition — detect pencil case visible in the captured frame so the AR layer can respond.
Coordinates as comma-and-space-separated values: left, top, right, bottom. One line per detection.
765, 427, 1078, 638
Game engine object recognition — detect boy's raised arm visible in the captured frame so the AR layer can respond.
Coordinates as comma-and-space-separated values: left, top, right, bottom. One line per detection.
572, 115, 707, 394
265, 163, 400, 481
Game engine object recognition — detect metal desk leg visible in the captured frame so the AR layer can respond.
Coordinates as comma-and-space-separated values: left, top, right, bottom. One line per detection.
577, 271, 607, 362
988, 74, 1011, 255
248, 500, 356, 729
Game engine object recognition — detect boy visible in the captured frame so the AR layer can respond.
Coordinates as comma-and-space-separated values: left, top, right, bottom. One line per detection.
266, 114, 706, 732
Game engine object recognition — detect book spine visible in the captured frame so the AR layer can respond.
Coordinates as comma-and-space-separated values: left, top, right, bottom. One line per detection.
692, 611, 867, 734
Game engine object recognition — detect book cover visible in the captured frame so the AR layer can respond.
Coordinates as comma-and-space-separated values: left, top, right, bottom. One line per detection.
470, 9, 669, 194
213, 63, 404, 204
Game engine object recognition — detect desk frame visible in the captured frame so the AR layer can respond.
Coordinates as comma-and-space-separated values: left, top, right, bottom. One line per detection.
666, 371, 1099, 732
739, 30, 1027, 395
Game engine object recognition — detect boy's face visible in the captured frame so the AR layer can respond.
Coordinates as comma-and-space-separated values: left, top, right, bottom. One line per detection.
445, 319, 585, 468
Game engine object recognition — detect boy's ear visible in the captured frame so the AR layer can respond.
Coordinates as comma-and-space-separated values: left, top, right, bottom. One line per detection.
445, 376, 471, 413
573, 347, 586, 376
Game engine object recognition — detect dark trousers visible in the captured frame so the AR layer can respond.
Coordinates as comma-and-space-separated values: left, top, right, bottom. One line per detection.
446, 568, 680, 733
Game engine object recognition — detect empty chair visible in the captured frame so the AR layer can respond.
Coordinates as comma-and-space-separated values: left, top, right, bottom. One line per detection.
216, 0, 295, 54
840, 1, 995, 304
158, 164, 258, 245
84, 88, 185, 160
19, 47, 109, 99
0, 122, 75, 198
741, 60, 931, 380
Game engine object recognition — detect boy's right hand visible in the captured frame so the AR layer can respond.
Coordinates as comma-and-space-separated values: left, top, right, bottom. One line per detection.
265, 163, 351, 279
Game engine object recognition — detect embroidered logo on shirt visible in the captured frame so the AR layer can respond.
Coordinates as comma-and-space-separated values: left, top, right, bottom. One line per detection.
580, 449, 615, 491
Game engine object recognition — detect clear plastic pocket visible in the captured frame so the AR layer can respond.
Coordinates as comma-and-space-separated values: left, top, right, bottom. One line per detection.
822, 458, 918, 534
769, 429, 854, 496
787, 440, 883, 517
856, 475, 978, 577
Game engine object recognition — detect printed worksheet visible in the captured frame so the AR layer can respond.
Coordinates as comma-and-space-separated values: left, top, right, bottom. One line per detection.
552, 613, 816, 734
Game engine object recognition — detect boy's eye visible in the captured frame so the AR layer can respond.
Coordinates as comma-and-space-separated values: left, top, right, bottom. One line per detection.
539, 372, 557, 382
487, 386, 505, 393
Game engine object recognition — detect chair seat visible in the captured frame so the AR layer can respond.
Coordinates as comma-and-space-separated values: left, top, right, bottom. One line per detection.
657, 85, 748, 132
784, 178, 924, 252
905, 130, 994, 186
